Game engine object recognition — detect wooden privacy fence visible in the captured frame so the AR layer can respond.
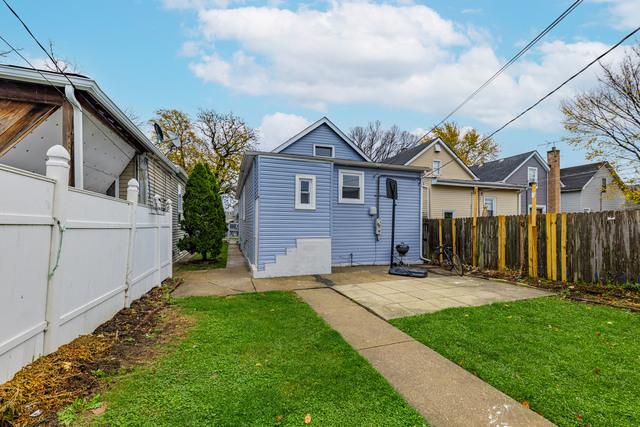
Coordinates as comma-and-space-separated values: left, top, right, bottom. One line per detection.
423, 209, 640, 284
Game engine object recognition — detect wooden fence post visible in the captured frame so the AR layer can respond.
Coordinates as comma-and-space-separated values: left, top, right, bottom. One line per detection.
561, 212, 567, 283
550, 213, 557, 281
472, 186, 478, 268
498, 215, 506, 272
438, 218, 443, 265
528, 183, 538, 279
451, 217, 456, 257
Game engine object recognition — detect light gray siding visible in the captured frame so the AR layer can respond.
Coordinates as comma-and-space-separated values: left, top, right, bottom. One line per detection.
582, 167, 628, 212
238, 159, 257, 265
257, 156, 332, 270
280, 123, 365, 161
506, 155, 548, 213
561, 191, 582, 213
332, 167, 422, 266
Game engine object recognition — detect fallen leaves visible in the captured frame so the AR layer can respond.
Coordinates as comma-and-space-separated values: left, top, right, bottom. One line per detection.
304, 413, 312, 424
521, 400, 530, 409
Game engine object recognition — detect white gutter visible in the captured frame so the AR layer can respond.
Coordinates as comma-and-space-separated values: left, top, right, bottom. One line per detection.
64, 85, 83, 188
0, 65, 187, 180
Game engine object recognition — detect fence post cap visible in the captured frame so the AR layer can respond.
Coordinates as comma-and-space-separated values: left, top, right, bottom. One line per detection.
127, 178, 139, 190
46, 145, 70, 166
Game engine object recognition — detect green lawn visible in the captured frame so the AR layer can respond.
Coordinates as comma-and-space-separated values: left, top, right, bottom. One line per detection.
391, 297, 640, 427
176, 242, 228, 271
93, 292, 427, 426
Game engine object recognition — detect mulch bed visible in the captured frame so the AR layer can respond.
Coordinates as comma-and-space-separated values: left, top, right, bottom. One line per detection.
470, 269, 640, 311
0, 279, 191, 427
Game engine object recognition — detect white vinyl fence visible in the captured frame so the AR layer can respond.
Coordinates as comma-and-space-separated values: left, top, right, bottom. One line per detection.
0, 145, 172, 384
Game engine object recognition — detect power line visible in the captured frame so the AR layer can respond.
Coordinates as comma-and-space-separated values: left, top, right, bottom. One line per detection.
478, 25, 640, 144
0, 34, 131, 160
418, 0, 584, 141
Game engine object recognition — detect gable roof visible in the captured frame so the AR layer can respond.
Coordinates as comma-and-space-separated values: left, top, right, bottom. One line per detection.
272, 117, 372, 162
382, 137, 479, 180
470, 151, 549, 182
0, 64, 187, 179
560, 162, 607, 192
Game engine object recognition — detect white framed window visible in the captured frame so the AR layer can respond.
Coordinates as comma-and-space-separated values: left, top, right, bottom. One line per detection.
528, 204, 546, 214
443, 210, 455, 219
295, 174, 316, 210
339, 170, 364, 204
527, 166, 538, 183
240, 189, 246, 220
483, 196, 496, 217
583, 208, 592, 213
432, 160, 441, 176
313, 144, 335, 158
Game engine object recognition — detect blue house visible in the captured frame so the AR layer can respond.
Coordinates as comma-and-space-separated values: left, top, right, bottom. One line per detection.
236, 117, 425, 278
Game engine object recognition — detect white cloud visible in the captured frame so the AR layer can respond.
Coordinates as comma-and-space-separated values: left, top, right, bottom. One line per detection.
178, 1, 632, 132
257, 112, 310, 151
595, 0, 640, 30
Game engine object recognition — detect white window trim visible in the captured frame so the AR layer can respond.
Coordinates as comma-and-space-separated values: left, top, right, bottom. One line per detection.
338, 170, 365, 204
528, 166, 538, 183
528, 204, 546, 213
313, 144, 335, 158
484, 196, 497, 217
432, 160, 441, 176
295, 174, 316, 210
443, 209, 455, 218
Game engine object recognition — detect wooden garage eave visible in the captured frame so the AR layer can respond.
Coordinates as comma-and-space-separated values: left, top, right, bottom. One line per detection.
0, 100, 59, 156
0, 78, 64, 105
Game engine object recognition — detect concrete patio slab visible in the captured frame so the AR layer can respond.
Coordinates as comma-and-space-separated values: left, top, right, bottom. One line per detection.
297, 288, 554, 427
334, 275, 552, 319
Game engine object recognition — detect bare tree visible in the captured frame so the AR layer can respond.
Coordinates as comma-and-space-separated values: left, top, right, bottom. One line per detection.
41, 40, 79, 73
561, 44, 640, 195
195, 110, 258, 194
349, 121, 419, 162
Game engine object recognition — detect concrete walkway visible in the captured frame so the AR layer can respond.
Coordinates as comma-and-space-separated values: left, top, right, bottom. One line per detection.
297, 288, 554, 427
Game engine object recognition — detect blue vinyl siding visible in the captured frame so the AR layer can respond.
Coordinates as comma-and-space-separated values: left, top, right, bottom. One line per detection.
257, 156, 332, 271
332, 167, 422, 266
280, 123, 366, 161
238, 159, 257, 265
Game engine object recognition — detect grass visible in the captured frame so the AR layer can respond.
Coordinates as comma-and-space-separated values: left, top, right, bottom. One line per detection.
391, 297, 640, 427
92, 292, 427, 426
176, 242, 228, 271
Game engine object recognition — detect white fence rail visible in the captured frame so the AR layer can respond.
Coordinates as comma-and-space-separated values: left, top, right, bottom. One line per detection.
0, 145, 172, 384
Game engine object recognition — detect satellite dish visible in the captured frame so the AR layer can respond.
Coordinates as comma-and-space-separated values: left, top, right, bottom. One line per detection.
153, 122, 164, 144
153, 122, 182, 150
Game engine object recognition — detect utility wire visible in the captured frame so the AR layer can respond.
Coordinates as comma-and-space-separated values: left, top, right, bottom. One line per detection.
0, 34, 131, 160
478, 25, 640, 144
418, 0, 584, 142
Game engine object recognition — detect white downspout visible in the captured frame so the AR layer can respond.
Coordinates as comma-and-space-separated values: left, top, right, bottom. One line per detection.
64, 85, 83, 189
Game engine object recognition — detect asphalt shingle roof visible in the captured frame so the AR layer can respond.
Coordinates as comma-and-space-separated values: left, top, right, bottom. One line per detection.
382, 139, 436, 165
560, 162, 605, 191
469, 151, 536, 182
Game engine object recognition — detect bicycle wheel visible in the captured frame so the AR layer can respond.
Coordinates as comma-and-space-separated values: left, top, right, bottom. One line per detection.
451, 253, 463, 276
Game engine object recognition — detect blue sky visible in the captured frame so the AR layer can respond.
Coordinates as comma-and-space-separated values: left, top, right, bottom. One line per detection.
1, 0, 638, 168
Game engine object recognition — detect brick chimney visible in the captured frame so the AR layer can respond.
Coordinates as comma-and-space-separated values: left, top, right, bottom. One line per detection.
547, 148, 561, 213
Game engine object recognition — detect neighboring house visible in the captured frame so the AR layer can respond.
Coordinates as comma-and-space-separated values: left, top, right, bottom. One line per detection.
383, 139, 522, 218
236, 117, 424, 278
561, 162, 635, 212
0, 64, 188, 258
471, 150, 553, 214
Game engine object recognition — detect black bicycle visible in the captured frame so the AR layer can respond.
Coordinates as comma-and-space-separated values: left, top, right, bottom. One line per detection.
431, 245, 464, 276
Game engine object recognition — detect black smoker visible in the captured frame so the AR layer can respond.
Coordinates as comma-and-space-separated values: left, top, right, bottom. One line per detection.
386, 178, 428, 278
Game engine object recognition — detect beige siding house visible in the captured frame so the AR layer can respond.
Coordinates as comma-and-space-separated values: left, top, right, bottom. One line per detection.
384, 138, 523, 218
